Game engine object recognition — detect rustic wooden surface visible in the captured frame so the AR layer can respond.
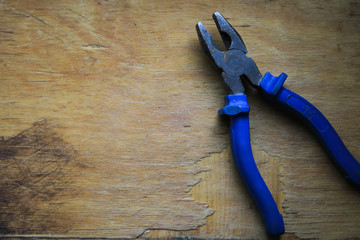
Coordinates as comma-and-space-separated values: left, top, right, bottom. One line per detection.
0, 0, 359, 239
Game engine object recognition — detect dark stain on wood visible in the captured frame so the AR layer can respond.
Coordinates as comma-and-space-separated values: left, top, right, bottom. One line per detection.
0, 119, 82, 234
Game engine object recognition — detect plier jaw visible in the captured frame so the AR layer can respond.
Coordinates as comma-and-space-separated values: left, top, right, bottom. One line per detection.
196, 12, 262, 94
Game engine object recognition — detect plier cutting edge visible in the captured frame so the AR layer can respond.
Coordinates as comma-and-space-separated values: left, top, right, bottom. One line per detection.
196, 12, 360, 235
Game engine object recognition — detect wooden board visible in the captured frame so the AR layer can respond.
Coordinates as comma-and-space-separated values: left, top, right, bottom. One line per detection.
0, 0, 359, 239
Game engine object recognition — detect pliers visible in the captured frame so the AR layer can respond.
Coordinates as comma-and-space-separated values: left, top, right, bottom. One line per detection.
196, 12, 360, 236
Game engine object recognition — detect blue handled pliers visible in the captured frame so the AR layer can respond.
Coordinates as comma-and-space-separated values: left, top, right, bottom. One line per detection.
196, 12, 360, 236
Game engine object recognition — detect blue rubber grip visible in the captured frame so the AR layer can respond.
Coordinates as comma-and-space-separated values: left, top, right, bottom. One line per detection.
219, 95, 285, 236
260, 72, 360, 187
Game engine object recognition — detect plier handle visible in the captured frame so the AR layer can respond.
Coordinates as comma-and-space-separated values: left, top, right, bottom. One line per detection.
196, 12, 360, 236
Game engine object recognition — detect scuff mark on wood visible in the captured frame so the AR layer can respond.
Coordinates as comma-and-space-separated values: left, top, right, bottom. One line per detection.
0, 119, 85, 234
82, 44, 108, 49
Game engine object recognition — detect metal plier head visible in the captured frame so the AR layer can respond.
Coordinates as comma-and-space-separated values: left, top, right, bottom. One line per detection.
196, 12, 262, 94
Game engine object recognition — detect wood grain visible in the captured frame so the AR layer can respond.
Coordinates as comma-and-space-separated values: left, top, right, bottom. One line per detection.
0, 0, 359, 239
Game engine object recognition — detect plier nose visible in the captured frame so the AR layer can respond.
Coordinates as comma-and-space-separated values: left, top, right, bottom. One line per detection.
196, 12, 247, 55
196, 12, 262, 94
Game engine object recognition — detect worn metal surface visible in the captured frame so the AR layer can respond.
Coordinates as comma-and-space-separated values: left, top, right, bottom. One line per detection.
196, 12, 262, 94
